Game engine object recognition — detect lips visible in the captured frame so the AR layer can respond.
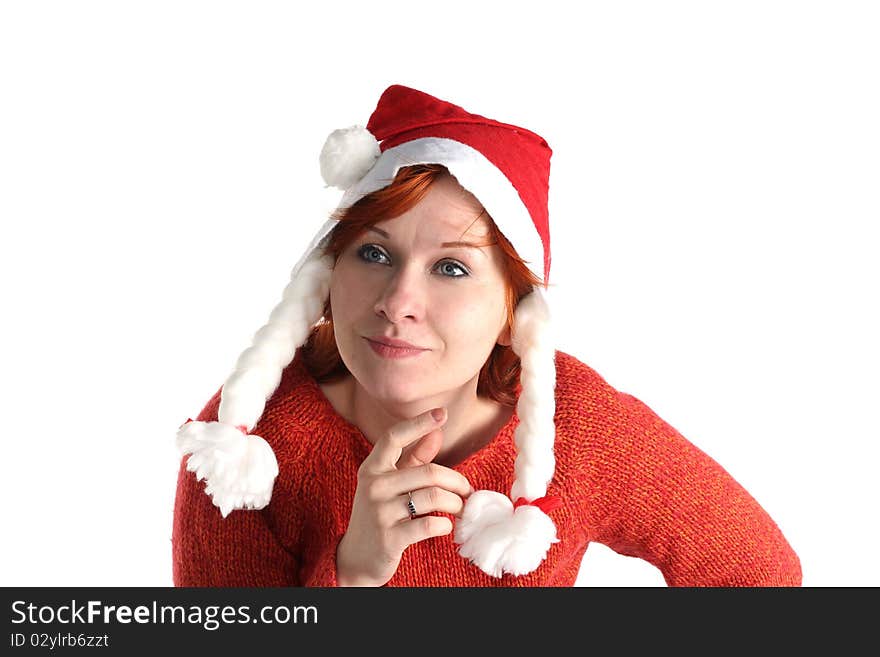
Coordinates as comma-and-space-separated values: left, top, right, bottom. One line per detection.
364, 335, 429, 360
366, 335, 428, 350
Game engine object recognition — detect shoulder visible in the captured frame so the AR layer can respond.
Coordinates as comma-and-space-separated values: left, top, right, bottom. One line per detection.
191, 353, 335, 464
553, 349, 674, 429
552, 350, 743, 510
550, 350, 719, 514
552, 349, 625, 420
550, 350, 625, 466
257, 352, 340, 449
553, 350, 615, 396
550, 349, 690, 462
193, 352, 318, 425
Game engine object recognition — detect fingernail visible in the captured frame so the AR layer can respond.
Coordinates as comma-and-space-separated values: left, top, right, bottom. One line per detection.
431, 408, 444, 422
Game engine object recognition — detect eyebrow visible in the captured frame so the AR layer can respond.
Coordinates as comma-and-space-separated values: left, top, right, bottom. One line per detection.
367, 226, 488, 255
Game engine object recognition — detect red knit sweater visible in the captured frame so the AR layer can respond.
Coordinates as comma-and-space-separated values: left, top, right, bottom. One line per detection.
172, 350, 801, 587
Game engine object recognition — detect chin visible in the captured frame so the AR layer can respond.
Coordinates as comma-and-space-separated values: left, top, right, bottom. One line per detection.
361, 374, 429, 405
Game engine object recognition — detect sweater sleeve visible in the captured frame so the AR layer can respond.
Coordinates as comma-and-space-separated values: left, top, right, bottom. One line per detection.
590, 391, 802, 587
171, 389, 301, 587
301, 543, 341, 587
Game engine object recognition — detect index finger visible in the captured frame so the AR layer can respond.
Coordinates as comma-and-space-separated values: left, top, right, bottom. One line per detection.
363, 407, 447, 473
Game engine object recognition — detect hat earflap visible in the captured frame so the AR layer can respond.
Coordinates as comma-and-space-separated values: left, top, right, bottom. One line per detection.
453, 287, 559, 577
176, 250, 335, 517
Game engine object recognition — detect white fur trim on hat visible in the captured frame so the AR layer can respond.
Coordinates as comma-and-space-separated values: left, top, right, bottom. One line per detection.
453, 286, 559, 578
319, 125, 381, 190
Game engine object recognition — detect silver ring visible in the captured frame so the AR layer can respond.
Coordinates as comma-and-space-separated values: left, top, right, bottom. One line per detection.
407, 491, 417, 519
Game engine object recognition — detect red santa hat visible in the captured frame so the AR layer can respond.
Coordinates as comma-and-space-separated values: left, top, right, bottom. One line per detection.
177, 85, 559, 578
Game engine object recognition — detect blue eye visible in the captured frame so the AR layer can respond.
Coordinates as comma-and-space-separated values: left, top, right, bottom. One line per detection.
434, 260, 469, 278
357, 244, 390, 265
356, 244, 469, 278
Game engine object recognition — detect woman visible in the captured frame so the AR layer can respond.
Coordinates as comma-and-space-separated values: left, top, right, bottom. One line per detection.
172, 84, 801, 586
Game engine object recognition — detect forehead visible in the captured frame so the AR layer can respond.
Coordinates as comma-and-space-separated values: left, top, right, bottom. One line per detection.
378, 174, 490, 237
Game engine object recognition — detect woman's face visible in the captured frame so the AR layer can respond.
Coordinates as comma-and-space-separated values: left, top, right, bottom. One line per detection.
329, 174, 511, 406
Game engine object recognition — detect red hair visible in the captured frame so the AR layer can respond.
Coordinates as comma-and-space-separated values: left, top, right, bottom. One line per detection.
301, 164, 542, 407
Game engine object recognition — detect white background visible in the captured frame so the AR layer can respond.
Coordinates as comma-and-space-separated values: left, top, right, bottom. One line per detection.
2, 1, 877, 587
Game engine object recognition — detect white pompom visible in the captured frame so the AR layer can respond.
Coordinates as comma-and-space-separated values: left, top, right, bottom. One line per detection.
176, 420, 279, 518
453, 490, 559, 578
319, 125, 381, 190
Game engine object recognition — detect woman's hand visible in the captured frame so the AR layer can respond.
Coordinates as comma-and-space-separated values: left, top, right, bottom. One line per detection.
336, 407, 473, 587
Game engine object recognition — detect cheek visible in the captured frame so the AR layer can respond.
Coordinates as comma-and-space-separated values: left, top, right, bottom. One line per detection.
330, 264, 369, 322
437, 287, 506, 340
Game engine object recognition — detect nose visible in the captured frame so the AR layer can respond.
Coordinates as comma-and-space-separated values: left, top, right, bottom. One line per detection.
373, 265, 425, 323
